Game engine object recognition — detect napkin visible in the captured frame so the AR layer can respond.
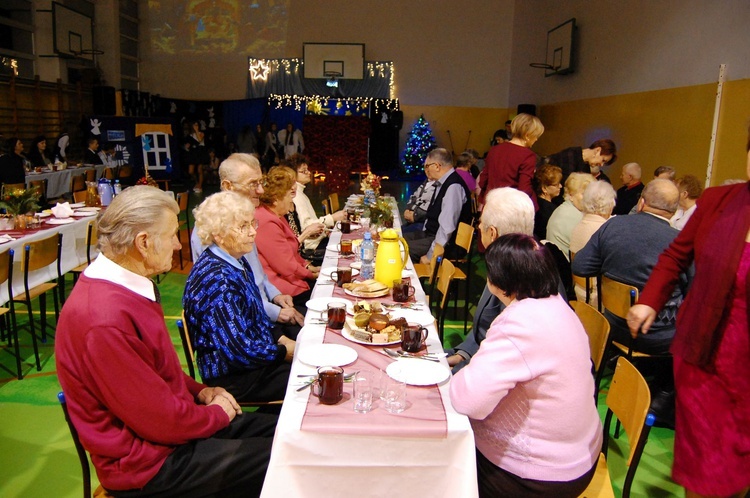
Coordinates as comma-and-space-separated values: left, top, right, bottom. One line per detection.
51, 202, 75, 219
0, 234, 15, 243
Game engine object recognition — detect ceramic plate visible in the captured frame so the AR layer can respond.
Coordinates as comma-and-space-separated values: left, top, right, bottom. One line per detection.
386, 359, 450, 386
34, 212, 51, 218
45, 218, 76, 225
342, 319, 400, 346
387, 308, 434, 327
76, 206, 101, 212
297, 343, 358, 368
343, 287, 390, 298
305, 297, 352, 313
69, 202, 86, 208
72, 211, 97, 217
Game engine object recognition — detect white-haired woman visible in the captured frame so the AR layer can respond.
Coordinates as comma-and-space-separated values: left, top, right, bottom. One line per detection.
184, 191, 294, 403
546, 172, 596, 259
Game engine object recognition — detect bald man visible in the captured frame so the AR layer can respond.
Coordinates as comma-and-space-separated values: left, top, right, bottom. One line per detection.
613, 162, 644, 215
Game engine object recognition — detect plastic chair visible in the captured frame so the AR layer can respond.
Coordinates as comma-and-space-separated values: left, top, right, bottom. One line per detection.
578, 357, 655, 498
57, 392, 113, 498
176, 312, 283, 408
71, 221, 98, 285
432, 258, 455, 343
328, 192, 340, 212
445, 222, 474, 333
571, 300, 610, 403
413, 243, 444, 307
0, 249, 22, 379
12, 233, 63, 359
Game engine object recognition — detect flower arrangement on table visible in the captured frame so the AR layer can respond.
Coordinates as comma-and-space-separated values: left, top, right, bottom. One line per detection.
136, 174, 159, 188
360, 171, 382, 195
0, 188, 41, 215
368, 197, 394, 227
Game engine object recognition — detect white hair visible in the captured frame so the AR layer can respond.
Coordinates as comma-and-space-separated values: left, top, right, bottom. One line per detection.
481, 188, 534, 236
581, 180, 616, 217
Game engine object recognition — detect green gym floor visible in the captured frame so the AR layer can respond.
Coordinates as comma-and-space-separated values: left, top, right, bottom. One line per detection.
0, 181, 682, 497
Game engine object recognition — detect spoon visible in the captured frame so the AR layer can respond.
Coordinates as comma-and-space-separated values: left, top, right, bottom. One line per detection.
295, 371, 360, 391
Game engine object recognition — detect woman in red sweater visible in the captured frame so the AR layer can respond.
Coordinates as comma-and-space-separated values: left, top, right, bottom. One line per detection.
255, 166, 320, 306
477, 113, 544, 206
628, 127, 750, 498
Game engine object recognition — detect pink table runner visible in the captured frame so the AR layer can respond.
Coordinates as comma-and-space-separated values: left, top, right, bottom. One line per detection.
300, 328, 448, 438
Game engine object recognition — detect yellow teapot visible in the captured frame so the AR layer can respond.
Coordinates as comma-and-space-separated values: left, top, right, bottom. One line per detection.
374, 228, 410, 288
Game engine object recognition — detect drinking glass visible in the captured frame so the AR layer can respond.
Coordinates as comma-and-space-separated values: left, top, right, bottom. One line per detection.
383, 369, 407, 414
352, 369, 374, 413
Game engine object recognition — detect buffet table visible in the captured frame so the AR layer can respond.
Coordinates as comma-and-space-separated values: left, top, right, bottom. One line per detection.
25, 164, 107, 198
260, 205, 478, 497
0, 215, 96, 304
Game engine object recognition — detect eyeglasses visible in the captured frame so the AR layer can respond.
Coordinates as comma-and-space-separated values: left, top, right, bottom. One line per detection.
424, 162, 439, 170
234, 178, 265, 191
234, 219, 259, 236
298, 169, 310, 174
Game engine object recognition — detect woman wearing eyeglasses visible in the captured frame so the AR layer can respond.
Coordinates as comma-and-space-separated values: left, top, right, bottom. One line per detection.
255, 166, 320, 307
184, 191, 294, 403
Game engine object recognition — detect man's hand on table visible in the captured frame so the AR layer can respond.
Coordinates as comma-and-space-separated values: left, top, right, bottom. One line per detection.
198, 387, 242, 420
403, 209, 415, 223
278, 335, 296, 362
419, 255, 430, 265
332, 210, 347, 222
277, 307, 304, 326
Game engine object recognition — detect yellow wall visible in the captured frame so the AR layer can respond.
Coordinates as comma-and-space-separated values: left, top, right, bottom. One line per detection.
399, 106, 509, 159
533, 80, 749, 187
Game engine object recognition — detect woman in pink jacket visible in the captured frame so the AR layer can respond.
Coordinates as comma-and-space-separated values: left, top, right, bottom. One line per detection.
450, 234, 601, 497
255, 166, 320, 307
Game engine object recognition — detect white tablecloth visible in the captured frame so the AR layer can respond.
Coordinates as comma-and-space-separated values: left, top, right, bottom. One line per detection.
0, 216, 96, 304
25, 165, 107, 198
261, 214, 478, 497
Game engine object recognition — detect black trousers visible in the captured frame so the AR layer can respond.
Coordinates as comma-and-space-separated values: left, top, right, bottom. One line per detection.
476, 449, 598, 498
403, 230, 435, 263
109, 413, 278, 498
208, 361, 291, 403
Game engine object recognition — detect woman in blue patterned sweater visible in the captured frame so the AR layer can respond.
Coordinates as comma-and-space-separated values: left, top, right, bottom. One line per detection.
184, 191, 295, 402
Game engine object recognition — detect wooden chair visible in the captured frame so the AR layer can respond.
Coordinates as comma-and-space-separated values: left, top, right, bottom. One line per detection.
446, 222, 474, 333
1, 182, 25, 197
70, 173, 86, 194
177, 312, 283, 408
175, 192, 192, 268
12, 233, 63, 360
321, 199, 331, 216
28, 178, 49, 204
103, 167, 115, 181
57, 392, 113, 498
118, 165, 133, 184
413, 243, 444, 307
570, 251, 594, 306
578, 357, 655, 498
0, 249, 22, 379
432, 258, 455, 343
73, 190, 88, 204
85, 169, 96, 182
71, 221, 98, 285
328, 192, 340, 212
571, 301, 610, 403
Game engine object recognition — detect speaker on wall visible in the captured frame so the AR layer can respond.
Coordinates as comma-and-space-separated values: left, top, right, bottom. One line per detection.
93, 86, 117, 115
517, 104, 536, 116
391, 111, 403, 130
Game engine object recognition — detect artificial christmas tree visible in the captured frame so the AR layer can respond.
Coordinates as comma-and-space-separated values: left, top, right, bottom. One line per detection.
401, 114, 437, 175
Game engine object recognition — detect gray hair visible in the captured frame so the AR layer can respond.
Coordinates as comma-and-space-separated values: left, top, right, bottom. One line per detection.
623, 162, 642, 180
481, 187, 534, 236
193, 191, 255, 245
581, 180, 616, 217
426, 147, 453, 167
654, 165, 675, 180
98, 186, 178, 256
564, 172, 595, 200
219, 153, 261, 183
642, 178, 679, 215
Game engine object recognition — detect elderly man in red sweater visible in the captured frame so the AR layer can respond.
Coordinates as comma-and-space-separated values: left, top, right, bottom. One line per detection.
55, 186, 276, 497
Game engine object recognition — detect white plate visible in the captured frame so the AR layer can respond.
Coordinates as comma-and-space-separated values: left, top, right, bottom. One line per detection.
69, 202, 86, 208
350, 261, 362, 270
387, 308, 434, 327
320, 267, 360, 279
72, 211, 97, 217
297, 343, 358, 368
343, 287, 390, 298
386, 358, 450, 386
305, 297, 352, 313
35, 212, 51, 218
45, 218, 76, 225
342, 319, 400, 346
76, 206, 101, 212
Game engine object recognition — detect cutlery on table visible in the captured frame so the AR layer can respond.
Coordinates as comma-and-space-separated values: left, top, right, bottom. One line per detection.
382, 348, 440, 362
295, 371, 359, 391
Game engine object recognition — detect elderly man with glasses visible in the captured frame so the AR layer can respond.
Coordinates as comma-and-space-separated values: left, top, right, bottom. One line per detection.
191, 153, 305, 337
403, 147, 473, 264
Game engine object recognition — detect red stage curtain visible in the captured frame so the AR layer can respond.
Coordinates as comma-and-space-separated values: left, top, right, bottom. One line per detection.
303, 115, 371, 193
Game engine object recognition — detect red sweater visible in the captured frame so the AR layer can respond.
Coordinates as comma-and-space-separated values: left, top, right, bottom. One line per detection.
255, 205, 314, 296
477, 142, 537, 204
55, 275, 229, 491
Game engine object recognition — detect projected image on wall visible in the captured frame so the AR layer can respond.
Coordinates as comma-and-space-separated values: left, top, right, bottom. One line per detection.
148, 0, 289, 57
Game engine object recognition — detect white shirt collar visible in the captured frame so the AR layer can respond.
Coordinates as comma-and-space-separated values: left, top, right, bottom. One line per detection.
83, 253, 157, 302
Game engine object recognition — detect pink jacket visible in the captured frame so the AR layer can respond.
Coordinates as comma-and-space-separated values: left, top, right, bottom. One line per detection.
255, 205, 314, 296
450, 294, 602, 482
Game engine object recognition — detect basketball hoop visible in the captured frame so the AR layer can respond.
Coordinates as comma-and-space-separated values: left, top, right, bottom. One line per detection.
71, 48, 105, 58
324, 70, 342, 88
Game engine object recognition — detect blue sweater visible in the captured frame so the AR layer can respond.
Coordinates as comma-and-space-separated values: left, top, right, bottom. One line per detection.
183, 248, 285, 380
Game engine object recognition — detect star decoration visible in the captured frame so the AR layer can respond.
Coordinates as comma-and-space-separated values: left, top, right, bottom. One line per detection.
250, 60, 270, 81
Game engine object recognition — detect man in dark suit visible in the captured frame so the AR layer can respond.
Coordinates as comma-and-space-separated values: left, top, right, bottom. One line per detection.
445, 187, 535, 372
84, 137, 103, 165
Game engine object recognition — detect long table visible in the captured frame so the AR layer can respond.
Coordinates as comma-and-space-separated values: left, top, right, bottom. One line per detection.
0, 216, 96, 304
261, 210, 478, 497
25, 165, 107, 198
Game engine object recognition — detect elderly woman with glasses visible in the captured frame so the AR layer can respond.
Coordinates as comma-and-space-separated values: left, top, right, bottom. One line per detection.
255, 165, 320, 306
184, 191, 295, 403
451, 234, 601, 498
